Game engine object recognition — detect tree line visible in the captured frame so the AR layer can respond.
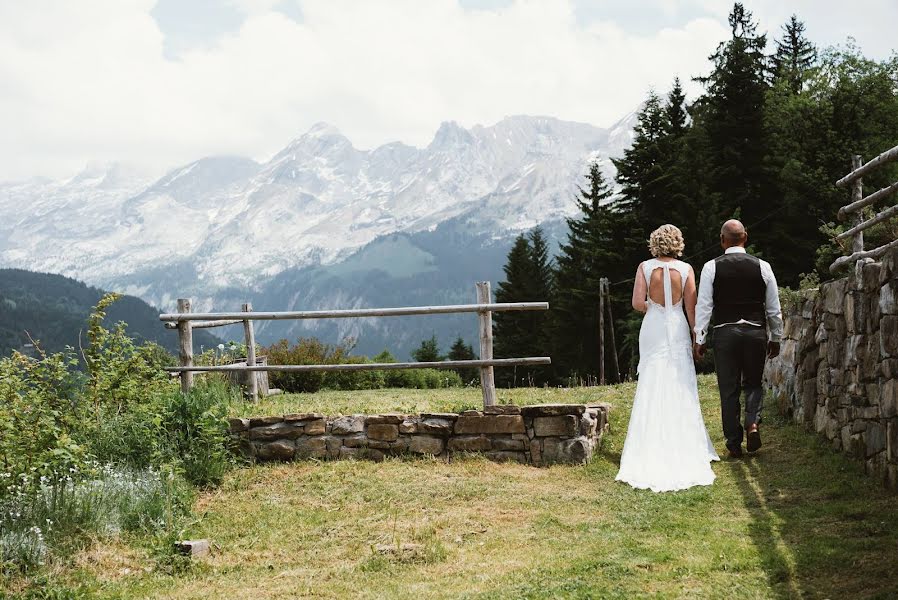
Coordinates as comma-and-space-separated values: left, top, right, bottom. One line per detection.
492, 3, 898, 386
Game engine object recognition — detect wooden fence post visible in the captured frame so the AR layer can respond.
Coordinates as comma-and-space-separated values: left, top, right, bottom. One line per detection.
851, 154, 864, 275
242, 302, 258, 402
598, 279, 606, 386
176, 298, 194, 394
476, 282, 497, 407
603, 278, 621, 383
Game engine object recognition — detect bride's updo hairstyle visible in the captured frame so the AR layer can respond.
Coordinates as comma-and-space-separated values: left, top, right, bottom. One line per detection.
648, 224, 685, 258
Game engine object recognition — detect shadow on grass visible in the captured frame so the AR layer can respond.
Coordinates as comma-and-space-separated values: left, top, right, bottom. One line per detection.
729, 418, 898, 600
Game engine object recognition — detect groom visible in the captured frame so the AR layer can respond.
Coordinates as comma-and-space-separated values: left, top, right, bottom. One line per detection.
693, 220, 783, 458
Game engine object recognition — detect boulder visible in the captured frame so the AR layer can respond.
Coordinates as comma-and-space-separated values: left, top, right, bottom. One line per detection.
520, 404, 586, 417
295, 436, 327, 459
255, 440, 295, 461
248, 421, 304, 441
368, 423, 399, 442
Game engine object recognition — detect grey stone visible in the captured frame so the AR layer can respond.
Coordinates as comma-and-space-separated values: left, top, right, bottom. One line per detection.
448, 435, 492, 452
304, 419, 326, 436
460, 410, 482, 417
419, 418, 454, 435
331, 415, 365, 435
283, 412, 324, 422
399, 418, 419, 434
255, 440, 295, 461
366, 414, 404, 425
295, 436, 327, 459
368, 423, 399, 441
530, 438, 543, 465
882, 379, 898, 418
342, 433, 369, 448
367, 440, 392, 450
175, 539, 210, 557
888, 419, 898, 462
364, 449, 385, 462
324, 436, 342, 458
823, 278, 848, 315
390, 437, 411, 452
541, 437, 562, 464
866, 423, 886, 457
881, 280, 898, 315
533, 415, 579, 437
882, 360, 898, 380
863, 262, 882, 292
560, 437, 592, 464
249, 422, 304, 441
520, 404, 586, 417
454, 415, 526, 434
882, 316, 898, 357
409, 435, 444, 455
249, 416, 283, 427
489, 437, 526, 451
228, 417, 249, 433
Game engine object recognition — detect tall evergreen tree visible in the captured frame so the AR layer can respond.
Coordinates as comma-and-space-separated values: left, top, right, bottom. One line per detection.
771, 15, 816, 94
664, 77, 688, 136
411, 335, 443, 363
695, 3, 771, 253
494, 227, 555, 385
552, 163, 629, 383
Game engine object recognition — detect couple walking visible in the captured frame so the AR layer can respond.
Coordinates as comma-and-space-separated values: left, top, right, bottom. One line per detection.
615, 220, 783, 493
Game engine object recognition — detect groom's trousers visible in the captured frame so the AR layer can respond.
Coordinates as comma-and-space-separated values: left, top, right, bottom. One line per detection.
713, 324, 767, 451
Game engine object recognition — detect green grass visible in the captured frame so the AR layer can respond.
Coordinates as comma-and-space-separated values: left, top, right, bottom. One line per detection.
20, 375, 898, 599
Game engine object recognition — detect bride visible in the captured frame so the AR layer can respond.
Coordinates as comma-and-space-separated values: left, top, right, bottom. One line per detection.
615, 224, 719, 492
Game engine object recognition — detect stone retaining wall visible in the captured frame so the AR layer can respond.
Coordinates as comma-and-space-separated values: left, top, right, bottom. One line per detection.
229, 403, 610, 466
764, 248, 898, 489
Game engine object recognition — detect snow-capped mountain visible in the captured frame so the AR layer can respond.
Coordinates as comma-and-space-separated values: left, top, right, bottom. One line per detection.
1, 112, 636, 355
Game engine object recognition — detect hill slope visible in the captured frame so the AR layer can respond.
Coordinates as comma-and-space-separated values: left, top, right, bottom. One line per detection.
0, 269, 220, 357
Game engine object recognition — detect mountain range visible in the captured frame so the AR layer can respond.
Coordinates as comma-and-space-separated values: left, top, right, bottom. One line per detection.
1, 113, 637, 358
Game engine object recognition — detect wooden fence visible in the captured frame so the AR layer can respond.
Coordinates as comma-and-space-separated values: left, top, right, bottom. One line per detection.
830, 145, 898, 273
159, 282, 550, 408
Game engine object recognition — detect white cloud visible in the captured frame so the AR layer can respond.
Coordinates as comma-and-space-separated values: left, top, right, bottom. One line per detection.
0, 0, 892, 181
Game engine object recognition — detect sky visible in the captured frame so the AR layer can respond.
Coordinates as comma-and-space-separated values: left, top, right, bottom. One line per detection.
0, 0, 895, 181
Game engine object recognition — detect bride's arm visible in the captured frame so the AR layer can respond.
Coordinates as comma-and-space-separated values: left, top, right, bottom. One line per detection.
631, 263, 647, 313
684, 265, 698, 331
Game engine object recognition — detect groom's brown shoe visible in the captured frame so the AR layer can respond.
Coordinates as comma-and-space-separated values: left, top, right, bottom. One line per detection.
747, 424, 762, 453
727, 446, 743, 459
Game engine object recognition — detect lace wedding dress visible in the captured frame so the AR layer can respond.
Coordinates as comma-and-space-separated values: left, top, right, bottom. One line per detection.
615, 259, 719, 492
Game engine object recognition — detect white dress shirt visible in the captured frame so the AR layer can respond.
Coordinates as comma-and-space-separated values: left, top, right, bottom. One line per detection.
694, 247, 783, 345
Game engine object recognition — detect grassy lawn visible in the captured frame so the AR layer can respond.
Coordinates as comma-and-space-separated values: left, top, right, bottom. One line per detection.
60, 376, 898, 598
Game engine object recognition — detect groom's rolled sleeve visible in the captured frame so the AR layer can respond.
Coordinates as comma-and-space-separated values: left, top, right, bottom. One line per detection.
761, 260, 784, 342
694, 260, 715, 345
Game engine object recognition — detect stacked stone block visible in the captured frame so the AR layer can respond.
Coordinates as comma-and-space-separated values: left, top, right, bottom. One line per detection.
230, 403, 610, 467
764, 248, 898, 489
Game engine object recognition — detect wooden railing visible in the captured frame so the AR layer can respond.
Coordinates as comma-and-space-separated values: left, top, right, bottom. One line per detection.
830, 145, 898, 273
159, 282, 550, 408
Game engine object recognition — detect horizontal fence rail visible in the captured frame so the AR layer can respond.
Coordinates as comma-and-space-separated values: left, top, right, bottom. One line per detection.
159, 302, 548, 322
164, 357, 552, 374
162, 283, 550, 407
830, 146, 898, 274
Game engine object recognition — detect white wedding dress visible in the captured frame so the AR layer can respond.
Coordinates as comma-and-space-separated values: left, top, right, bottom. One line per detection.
615, 259, 719, 492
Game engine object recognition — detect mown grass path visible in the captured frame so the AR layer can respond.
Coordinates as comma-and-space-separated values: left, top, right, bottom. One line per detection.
91, 376, 898, 599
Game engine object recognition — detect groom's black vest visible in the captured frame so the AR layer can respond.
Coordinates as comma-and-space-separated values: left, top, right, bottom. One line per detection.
712, 252, 766, 325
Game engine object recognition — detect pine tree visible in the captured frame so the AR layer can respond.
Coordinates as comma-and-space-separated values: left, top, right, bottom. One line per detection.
447, 336, 478, 384
494, 227, 555, 386
695, 3, 770, 251
411, 335, 443, 362
552, 163, 628, 383
665, 78, 688, 136
771, 15, 816, 94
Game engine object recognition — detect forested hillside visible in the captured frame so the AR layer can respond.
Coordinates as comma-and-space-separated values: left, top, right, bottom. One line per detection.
0, 268, 220, 357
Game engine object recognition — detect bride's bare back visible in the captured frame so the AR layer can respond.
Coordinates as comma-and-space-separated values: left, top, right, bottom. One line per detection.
648, 265, 683, 306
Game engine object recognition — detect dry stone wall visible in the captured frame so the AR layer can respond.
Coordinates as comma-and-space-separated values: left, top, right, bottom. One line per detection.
230, 403, 610, 467
765, 249, 898, 489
